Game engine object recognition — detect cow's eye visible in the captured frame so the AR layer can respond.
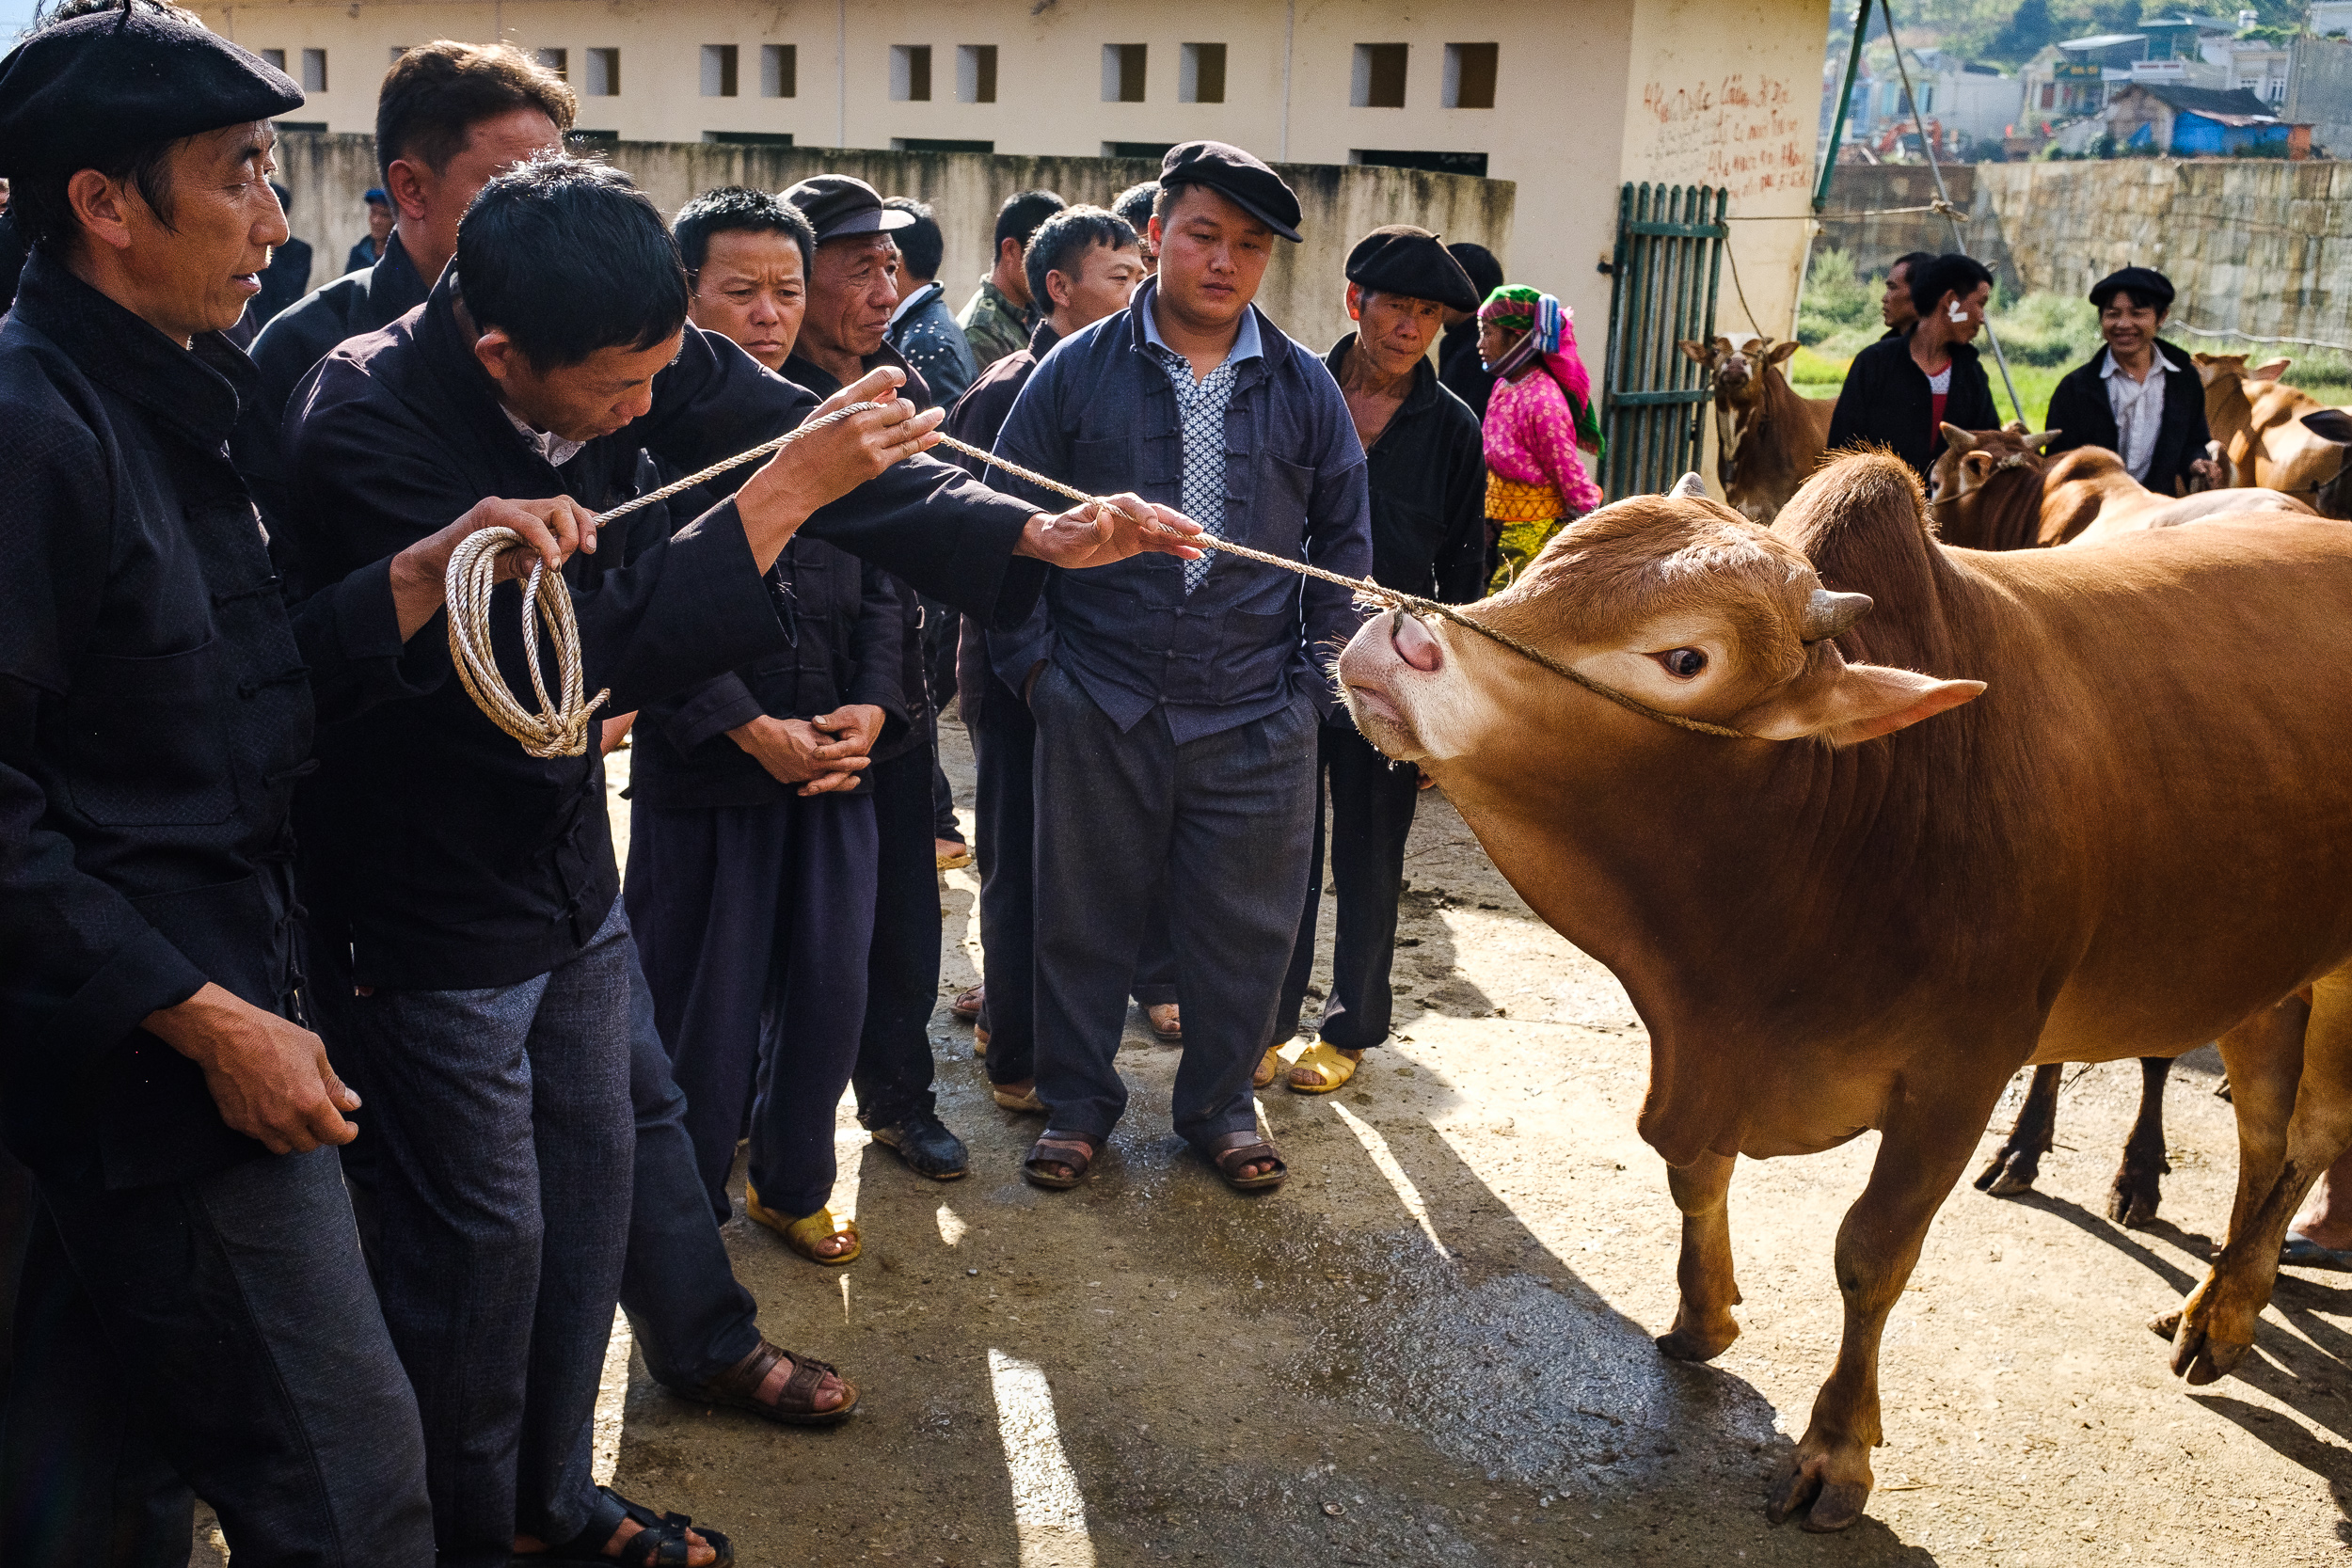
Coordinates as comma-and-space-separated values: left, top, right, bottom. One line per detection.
1659, 648, 1707, 679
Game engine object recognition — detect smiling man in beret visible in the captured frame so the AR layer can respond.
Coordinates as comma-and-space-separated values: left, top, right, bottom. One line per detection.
2044, 264, 2220, 495
1269, 224, 1486, 1098
989, 140, 1372, 1195
0, 8, 601, 1564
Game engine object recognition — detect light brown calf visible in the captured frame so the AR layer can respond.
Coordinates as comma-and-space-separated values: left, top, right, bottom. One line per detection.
1335, 454, 2352, 1534
1677, 335, 1836, 523
2192, 351, 2348, 505
1926, 423, 2310, 548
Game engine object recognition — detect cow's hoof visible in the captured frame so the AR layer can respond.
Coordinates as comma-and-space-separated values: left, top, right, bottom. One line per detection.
1972, 1148, 2040, 1197
1765, 1447, 1871, 1532
2148, 1307, 2183, 1340
2170, 1319, 2251, 1386
1656, 1324, 1737, 1363
2106, 1175, 2162, 1229
1801, 1481, 1871, 1534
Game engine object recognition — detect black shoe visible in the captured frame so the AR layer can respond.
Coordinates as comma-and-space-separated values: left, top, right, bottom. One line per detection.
871, 1112, 968, 1180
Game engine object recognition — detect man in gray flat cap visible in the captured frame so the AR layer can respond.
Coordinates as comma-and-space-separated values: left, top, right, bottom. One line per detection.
0, 8, 595, 1564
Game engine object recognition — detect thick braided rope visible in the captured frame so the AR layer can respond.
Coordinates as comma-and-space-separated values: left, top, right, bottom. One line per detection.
446, 402, 1746, 755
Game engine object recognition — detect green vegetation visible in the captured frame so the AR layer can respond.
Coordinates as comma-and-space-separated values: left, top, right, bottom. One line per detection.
1787, 250, 2352, 429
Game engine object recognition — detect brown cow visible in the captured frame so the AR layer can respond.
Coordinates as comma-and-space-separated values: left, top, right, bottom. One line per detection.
1928, 424, 2310, 549
1677, 336, 1836, 523
1333, 454, 2352, 1532
2193, 352, 2348, 506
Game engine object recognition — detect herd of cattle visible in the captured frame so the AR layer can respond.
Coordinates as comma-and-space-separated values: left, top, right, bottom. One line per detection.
1330, 402, 2352, 1531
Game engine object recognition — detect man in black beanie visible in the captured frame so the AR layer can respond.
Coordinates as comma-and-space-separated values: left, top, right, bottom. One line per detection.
0, 10, 596, 1563
1270, 225, 1485, 1097
2044, 265, 2220, 496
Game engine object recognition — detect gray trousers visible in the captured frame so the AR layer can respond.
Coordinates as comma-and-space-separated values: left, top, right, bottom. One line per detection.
0, 1147, 433, 1568
1029, 664, 1317, 1146
316, 904, 634, 1566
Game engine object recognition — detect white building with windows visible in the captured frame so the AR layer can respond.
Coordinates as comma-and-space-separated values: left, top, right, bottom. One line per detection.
199, 0, 1830, 350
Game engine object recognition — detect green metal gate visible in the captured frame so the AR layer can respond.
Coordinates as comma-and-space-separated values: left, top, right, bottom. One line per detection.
1600, 183, 1729, 501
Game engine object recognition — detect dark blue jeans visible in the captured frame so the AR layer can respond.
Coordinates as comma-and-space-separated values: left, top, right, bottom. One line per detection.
1030, 664, 1318, 1145
0, 1148, 433, 1568
317, 904, 636, 1566
628, 792, 878, 1221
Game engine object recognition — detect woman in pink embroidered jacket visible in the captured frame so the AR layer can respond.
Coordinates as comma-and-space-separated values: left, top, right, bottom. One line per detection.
1475, 286, 1603, 591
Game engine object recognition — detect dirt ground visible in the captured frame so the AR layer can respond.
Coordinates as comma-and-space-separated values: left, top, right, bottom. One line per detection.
199, 720, 2352, 1567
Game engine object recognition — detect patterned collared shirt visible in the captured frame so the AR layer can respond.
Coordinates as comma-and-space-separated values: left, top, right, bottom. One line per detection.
1140, 301, 1264, 593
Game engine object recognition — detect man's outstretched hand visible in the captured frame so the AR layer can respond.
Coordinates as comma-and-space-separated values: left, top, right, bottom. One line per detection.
1017, 493, 1205, 571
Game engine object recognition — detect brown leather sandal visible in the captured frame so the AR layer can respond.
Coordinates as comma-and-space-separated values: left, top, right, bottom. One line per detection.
685, 1339, 858, 1427
1022, 1129, 1103, 1190
1202, 1130, 1288, 1193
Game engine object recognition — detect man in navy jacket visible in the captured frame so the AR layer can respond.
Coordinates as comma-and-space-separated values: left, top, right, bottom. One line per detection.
992, 142, 1372, 1195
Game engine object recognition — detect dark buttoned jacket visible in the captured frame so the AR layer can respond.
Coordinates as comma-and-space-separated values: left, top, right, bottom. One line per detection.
278, 275, 1043, 990
2044, 339, 2212, 498
0, 254, 434, 1186
1323, 334, 1487, 607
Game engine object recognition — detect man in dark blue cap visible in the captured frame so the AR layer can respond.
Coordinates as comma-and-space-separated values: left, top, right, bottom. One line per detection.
0, 9, 600, 1564
346, 184, 393, 273
991, 140, 1372, 1195
1272, 225, 1485, 1099
2044, 265, 2221, 496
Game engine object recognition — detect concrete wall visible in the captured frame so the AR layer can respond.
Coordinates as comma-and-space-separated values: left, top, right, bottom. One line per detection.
1969, 158, 2352, 344
2289, 35, 2352, 159
266, 131, 1514, 344
205, 0, 1828, 365
1813, 164, 2024, 295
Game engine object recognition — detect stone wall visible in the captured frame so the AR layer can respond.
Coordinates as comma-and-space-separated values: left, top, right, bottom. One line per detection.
267, 134, 1515, 346
1972, 158, 2352, 345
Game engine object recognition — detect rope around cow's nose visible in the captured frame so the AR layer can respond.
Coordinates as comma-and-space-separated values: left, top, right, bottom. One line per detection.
445, 402, 1749, 757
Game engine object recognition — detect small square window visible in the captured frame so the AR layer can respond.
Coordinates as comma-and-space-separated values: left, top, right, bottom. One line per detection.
1443, 43, 1496, 108
1103, 42, 1146, 103
585, 48, 619, 96
958, 44, 997, 103
762, 44, 796, 98
1180, 42, 1225, 103
261, 47, 286, 71
533, 48, 567, 80
891, 44, 932, 102
1352, 42, 1406, 108
702, 44, 739, 99
301, 48, 328, 93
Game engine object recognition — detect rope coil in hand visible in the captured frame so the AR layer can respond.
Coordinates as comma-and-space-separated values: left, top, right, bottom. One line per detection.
446, 399, 1745, 758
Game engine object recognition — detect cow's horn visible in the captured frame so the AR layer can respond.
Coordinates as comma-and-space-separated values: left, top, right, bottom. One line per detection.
1801, 588, 1873, 642
1669, 472, 1707, 499
2023, 429, 2062, 451
1940, 423, 1979, 452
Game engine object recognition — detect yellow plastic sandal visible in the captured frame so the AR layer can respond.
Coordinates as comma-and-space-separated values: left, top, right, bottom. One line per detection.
1250, 1046, 1284, 1089
1286, 1041, 1362, 1094
745, 1185, 861, 1265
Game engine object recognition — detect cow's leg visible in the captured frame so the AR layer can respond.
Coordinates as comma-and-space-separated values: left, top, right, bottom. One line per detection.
1768, 1089, 1988, 1534
2107, 1055, 2176, 1228
1972, 1063, 2060, 1196
2170, 983, 2352, 1385
1656, 1149, 1741, 1362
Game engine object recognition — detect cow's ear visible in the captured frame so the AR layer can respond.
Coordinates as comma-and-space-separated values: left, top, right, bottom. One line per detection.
1677, 340, 1710, 364
2252, 358, 2292, 382
1765, 340, 1799, 367
1745, 661, 1985, 746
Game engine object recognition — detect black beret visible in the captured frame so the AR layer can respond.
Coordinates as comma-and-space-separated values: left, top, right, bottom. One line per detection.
0, 8, 302, 182
779, 173, 913, 245
1160, 140, 1301, 243
1344, 224, 1478, 312
2089, 266, 2174, 311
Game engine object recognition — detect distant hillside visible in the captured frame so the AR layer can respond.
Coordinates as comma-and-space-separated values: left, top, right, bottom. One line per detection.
1830, 0, 2305, 70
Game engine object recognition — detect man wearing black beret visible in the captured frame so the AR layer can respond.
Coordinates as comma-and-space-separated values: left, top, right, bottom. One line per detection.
0, 9, 601, 1564
990, 140, 1373, 1194
2044, 265, 2220, 496
1270, 225, 1486, 1097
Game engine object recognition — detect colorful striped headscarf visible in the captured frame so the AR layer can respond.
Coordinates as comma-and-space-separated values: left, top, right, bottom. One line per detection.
1478, 285, 1602, 457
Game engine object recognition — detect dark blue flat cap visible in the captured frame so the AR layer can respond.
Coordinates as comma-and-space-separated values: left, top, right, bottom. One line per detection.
0, 6, 302, 181
1160, 140, 1301, 243
2089, 265, 2175, 311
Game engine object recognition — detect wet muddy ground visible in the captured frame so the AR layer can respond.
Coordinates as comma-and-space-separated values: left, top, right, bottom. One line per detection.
199, 723, 2352, 1566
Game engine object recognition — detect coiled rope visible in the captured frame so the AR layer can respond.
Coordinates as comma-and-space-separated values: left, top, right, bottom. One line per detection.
445, 402, 1748, 757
